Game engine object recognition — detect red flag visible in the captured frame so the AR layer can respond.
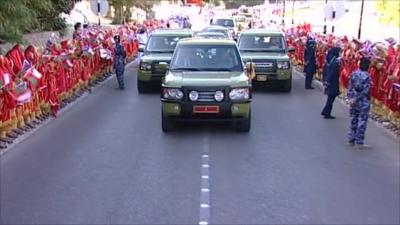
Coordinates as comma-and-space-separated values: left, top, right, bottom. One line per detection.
23, 67, 42, 90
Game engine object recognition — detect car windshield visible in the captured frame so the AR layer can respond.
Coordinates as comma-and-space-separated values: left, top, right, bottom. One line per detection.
203, 28, 228, 37
214, 19, 234, 27
239, 35, 286, 52
197, 33, 225, 38
234, 17, 246, 23
170, 45, 243, 72
146, 35, 190, 53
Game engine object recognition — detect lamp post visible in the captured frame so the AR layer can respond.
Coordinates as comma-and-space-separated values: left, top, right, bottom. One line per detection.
358, 0, 365, 39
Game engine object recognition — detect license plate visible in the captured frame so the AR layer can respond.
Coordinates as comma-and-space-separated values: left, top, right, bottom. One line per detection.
193, 105, 220, 114
257, 75, 267, 81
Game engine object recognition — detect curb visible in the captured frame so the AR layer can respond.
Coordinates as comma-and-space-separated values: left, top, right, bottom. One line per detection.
294, 68, 399, 140
0, 58, 139, 156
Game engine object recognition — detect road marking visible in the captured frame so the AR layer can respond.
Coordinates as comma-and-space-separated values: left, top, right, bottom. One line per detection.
199, 130, 211, 225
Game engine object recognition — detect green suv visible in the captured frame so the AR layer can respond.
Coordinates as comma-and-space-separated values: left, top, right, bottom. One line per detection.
161, 38, 252, 132
238, 29, 294, 92
137, 29, 193, 93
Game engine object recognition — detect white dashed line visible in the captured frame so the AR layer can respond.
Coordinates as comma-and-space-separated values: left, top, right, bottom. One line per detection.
199, 131, 211, 225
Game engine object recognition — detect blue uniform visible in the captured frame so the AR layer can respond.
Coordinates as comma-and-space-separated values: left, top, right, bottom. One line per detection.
114, 43, 126, 89
347, 69, 371, 144
304, 38, 317, 89
321, 47, 341, 117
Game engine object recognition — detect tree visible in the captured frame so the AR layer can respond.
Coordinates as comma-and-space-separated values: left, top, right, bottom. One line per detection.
110, 0, 158, 24
0, 0, 80, 43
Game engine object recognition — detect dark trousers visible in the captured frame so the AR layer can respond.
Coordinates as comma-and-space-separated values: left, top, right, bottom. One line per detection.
305, 73, 314, 88
116, 70, 125, 88
321, 95, 336, 116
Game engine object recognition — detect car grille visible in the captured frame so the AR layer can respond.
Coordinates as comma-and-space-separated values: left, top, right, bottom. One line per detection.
151, 61, 170, 75
197, 91, 216, 102
253, 60, 277, 74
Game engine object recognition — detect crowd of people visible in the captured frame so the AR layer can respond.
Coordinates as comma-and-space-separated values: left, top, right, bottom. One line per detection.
286, 23, 400, 146
0, 21, 163, 149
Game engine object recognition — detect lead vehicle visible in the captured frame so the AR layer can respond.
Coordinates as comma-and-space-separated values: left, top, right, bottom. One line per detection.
161, 38, 252, 132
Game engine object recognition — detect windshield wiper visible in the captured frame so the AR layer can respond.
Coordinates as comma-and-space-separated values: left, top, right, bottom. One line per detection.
170, 67, 201, 71
241, 49, 285, 52
202, 68, 238, 72
240, 49, 265, 52
148, 50, 174, 53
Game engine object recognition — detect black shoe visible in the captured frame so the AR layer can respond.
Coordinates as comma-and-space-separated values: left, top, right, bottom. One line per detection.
324, 115, 336, 119
119, 86, 125, 90
305, 87, 315, 90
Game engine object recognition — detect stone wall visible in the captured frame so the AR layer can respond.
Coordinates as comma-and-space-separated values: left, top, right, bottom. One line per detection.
0, 28, 73, 54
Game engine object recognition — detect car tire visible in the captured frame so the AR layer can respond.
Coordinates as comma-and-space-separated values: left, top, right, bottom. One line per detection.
137, 80, 148, 93
281, 79, 292, 92
162, 112, 175, 132
235, 110, 251, 132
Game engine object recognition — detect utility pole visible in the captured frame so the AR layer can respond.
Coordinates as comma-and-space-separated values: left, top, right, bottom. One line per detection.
323, 0, 328, 34
282, 0, 286, 26
291, 0, 295, 25
358, 0, 365, 39
97, 0, 101, 25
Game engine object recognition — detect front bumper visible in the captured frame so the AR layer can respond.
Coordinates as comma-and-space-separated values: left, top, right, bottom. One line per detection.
162, 101, 251, 121
138, 70, 164, 83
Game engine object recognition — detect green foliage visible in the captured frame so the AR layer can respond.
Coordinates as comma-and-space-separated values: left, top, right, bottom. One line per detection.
0, 0, 79, 43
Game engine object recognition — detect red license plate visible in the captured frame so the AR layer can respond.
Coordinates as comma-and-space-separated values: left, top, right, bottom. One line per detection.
193, 105, 220, 114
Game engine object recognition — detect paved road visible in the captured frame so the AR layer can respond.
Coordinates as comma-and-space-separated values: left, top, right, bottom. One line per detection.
1, 63, 399, 224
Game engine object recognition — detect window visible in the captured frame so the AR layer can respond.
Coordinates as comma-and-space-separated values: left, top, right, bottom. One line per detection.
170, 45, 243, 72
214, 19, 234, 28
239, 35, 286, 51
146, 36, 190, 52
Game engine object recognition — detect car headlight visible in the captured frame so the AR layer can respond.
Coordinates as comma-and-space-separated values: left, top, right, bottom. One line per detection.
229, 88, 250, 100
163, 88, 184, 100
140, 62, 152, 71
277, 61, 290, 70
189, 90, 199, 101
214, 90, 224, 102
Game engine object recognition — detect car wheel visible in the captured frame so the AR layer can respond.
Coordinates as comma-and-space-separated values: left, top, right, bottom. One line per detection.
281, 79, 292, 92
235, 110, 251, 132
162, 112, 175, 132
137, 80, 148, 93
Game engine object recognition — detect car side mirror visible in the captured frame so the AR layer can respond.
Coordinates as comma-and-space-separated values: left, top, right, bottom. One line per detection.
288, 47, 295, 53
139, 46, 144, 53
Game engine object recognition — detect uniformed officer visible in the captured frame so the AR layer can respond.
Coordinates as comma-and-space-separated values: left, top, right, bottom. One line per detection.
321, 47, 341, 119
113, 35, 126, 90
347, 57, 372, 149
304, 37, 317, 89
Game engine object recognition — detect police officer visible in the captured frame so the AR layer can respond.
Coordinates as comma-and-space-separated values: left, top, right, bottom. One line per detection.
113, 35, 126, 90
321, 47, 341, 119
347, 57, 372, 149
304, 37, 317, 89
